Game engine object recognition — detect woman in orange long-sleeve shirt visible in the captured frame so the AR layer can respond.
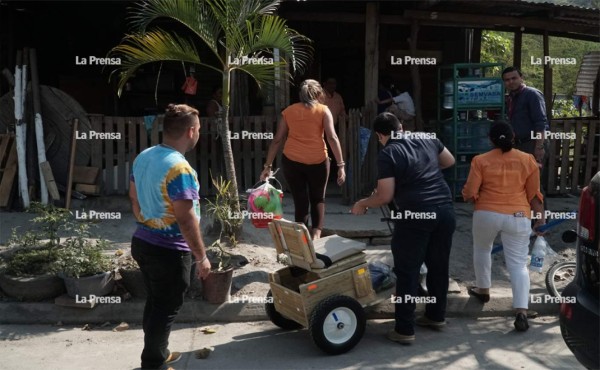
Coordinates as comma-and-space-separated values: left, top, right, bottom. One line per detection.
462, 121, 545, 332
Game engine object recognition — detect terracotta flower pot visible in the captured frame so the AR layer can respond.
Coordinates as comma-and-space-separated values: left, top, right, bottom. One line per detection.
202, 266, 234, 304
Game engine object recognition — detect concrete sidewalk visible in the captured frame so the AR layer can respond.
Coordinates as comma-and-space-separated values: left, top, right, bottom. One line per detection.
0, 317, 583, 370
0, 195, 579, 325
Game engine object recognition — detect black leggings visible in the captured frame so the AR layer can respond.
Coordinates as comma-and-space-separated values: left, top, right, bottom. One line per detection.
282, 154, 330, 230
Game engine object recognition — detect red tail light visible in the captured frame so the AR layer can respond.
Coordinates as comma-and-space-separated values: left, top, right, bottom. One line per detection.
577, 186, 596, 242
560, 302, 573, 320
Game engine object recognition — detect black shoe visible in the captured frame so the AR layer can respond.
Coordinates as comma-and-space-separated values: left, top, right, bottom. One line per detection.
514, 313, 529, 332
416, 316, 446, 330
468, 286, 490, 303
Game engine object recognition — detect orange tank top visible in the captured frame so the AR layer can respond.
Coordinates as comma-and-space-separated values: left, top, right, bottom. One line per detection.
282, 102, 328, 164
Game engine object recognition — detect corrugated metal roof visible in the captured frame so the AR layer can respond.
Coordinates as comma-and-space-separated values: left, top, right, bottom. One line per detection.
517, 0, 598, 11
575, 51, 600, 96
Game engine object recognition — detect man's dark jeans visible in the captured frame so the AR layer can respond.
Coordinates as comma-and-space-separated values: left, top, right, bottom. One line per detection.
391, 203, 456, 335
131, 237, 191, 369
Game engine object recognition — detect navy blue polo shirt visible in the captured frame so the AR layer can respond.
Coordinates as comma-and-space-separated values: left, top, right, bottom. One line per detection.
377, 136, 452, 210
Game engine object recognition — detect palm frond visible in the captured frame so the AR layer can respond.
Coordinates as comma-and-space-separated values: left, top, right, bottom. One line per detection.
108, 29, 222, 96
128, 0, 222, 58
240, 15, 313, 75
232, 62, 289, 90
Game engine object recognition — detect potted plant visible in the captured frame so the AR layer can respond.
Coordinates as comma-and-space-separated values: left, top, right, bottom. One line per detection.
202, 174, 240, 303
205, 174, 243, 246
201, 240, 234, 304
56, 222, 114, 299
0, 203, 68, 301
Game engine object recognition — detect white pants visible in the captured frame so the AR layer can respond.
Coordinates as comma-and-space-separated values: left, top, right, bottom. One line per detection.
472, 210, 531, 309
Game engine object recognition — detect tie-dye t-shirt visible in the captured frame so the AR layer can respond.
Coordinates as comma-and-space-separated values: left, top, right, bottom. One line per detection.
131, 144, 201, 251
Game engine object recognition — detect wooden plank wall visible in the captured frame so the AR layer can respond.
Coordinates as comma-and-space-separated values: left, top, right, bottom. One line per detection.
84, 115, 597, 198
88, 115, 285, 197
546, 118, 599, 195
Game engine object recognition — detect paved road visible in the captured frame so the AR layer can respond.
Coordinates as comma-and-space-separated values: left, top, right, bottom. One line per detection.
0, 316, 582, 370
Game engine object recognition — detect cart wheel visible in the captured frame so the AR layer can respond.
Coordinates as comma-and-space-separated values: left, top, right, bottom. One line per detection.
309, 295, 366, 355
265, 290, 303, 330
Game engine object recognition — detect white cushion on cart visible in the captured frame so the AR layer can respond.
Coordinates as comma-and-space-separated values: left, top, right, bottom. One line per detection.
313, 235, 366, 264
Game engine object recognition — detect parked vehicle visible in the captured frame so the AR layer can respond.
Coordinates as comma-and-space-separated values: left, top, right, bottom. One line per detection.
559, 171, 599, 369
545, 230, 578, 299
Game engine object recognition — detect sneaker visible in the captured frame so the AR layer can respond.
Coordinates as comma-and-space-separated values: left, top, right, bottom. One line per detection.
514, 313, 529, 332
165, 351, 182, 365
416, 316, 446, 329
386, 329, 415, 345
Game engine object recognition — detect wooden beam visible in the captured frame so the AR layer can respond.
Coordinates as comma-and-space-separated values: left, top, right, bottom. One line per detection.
404, 10, 598, 40
472, 29, 482, 63
30, 48, 48, 204
364, 2, 379, 114
39, 161, 60, 201
65, 118, 78, 210
513, 30, 523, 69
409, 19, 423, 131
282, 12, 364, 23
543, 31, 553, 122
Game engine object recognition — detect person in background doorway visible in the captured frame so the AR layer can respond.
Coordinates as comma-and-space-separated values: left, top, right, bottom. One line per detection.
502, 66, 549, 207
321, 77, 346, 126
376, 89, 416, 131
377, 75, 394, 114
206, 86, 223, 118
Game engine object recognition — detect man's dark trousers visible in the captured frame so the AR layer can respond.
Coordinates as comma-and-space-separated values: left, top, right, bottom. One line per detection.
131, 237, 191, 369
391, 203, 456, 335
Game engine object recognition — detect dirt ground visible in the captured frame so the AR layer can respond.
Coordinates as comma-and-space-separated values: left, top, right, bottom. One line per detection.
0, 194, 580, 300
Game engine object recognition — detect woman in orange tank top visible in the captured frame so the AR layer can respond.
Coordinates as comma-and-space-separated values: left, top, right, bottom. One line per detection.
260, 80, 345, 239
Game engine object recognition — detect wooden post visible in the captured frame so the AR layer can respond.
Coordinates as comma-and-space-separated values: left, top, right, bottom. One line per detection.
65, 118, 79, 210
24, 48, 37, 199
30, 48, 49, 204
472, 29, 482, 63
364, 2, 379, 111
409, 19, 423, 131
543, 32, 553, 121
513, 30, 522, 69
14, 49, 30, 208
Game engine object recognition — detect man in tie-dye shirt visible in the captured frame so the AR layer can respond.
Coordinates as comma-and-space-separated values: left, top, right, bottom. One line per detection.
129, 103, 210, 370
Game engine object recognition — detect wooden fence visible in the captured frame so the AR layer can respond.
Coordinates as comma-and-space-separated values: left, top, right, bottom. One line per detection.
89, 112, 596, 201
87, 111, 378, 202
546, 118, 599, 194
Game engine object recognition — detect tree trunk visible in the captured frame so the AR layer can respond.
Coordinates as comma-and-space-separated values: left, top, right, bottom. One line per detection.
219, 71, 242, 234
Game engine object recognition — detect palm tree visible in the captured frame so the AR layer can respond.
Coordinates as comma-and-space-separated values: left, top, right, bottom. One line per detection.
109, 0, 312, 221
